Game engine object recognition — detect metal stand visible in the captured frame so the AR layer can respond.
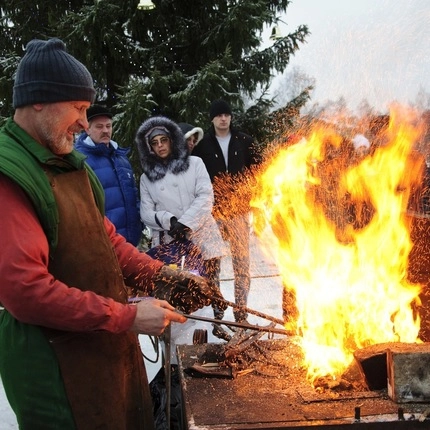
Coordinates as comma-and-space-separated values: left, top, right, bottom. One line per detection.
164, 324, 172, 430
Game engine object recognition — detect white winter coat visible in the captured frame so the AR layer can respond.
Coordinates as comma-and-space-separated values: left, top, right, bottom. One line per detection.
140, 156, 226, 260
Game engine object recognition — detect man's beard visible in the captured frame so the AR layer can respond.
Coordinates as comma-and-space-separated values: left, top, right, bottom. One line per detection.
52, 135, 74, 155
42, 123, 74, 155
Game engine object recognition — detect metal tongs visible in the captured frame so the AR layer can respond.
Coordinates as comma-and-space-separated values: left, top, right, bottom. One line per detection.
128, 296, 291, 336
178, 298, 291, 337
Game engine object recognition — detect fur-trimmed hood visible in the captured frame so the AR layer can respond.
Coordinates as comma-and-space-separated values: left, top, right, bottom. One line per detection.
135, 116, 189, 182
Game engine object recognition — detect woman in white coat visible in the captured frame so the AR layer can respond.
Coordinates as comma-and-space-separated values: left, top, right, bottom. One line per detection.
135, 116, 226, 319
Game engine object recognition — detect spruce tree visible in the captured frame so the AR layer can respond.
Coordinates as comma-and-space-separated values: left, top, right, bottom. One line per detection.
0, 0, 311, 162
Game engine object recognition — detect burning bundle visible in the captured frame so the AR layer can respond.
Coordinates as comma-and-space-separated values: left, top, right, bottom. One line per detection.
251, 106, 428, 386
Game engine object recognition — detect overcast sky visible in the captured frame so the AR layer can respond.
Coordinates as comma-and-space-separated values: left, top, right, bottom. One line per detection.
274, 0, 430, 113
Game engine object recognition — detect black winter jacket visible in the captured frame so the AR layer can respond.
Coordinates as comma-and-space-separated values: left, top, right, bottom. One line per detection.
192, 125, 259, 182
192, 125, 260, 218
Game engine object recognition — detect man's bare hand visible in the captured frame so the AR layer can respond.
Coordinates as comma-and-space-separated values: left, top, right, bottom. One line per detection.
130, 298, 186, 336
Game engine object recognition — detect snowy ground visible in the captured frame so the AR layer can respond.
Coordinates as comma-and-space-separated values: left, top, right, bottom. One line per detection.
0, 234, 282, 429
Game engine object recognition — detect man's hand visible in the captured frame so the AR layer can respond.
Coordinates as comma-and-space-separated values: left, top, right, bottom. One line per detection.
152, 265, 226, 314
130, 298, 186, 336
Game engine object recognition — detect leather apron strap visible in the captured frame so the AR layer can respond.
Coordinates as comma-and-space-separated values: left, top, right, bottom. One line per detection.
44, 169, 154, 430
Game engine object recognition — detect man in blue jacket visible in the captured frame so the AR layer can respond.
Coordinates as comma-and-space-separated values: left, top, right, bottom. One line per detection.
75, 105, 143, 245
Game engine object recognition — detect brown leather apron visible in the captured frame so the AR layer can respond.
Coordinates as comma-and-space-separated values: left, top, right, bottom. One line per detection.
44, 169, 154, 430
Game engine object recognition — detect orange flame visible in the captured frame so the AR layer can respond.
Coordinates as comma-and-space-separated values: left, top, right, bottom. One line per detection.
251, 107, 424, 384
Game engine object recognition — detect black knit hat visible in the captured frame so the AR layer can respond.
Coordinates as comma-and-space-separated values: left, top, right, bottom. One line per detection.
209, 99, 232, 120
13, 38, 96, 108
86, 104, 113, 121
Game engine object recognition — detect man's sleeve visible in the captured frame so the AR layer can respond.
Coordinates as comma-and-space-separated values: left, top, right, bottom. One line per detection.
0, 174, 137, 334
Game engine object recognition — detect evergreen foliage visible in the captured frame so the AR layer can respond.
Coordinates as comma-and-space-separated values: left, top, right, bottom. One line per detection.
0, 0, 311, 169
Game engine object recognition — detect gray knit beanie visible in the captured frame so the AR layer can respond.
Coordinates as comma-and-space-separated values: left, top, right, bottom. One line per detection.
13, 38, 96, 108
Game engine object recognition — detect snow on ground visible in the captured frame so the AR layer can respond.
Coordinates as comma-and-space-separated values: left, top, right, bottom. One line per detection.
0, 234, 282, 429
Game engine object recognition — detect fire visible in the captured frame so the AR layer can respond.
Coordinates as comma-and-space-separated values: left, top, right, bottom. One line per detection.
251, 107, 424, 384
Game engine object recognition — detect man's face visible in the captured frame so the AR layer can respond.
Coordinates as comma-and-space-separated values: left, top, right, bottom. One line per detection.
37, 101, 90, 155
212, 113, 231, 132
87, 115, 113, 145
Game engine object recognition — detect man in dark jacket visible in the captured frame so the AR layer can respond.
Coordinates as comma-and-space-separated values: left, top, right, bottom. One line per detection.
193, 99, 260, 322
75, 105, 143, 246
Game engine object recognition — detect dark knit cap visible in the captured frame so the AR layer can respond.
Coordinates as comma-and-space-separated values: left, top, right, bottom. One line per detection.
209, 99, 232, 120
87, 104, 113, 121
13, 38, 96, 108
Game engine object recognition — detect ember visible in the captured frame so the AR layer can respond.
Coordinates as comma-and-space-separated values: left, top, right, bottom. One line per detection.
250, 106, 425, 384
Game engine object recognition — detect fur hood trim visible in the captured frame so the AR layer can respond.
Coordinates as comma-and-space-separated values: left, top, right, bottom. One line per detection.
178, 122, 204, 146
135, 116, 190, 182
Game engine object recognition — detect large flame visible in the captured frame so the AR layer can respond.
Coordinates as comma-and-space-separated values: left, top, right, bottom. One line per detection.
251, 107, 424, 384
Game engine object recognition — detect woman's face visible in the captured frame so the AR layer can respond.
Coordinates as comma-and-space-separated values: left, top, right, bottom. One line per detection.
150, 134, 172, 159
186, 133, 198, 153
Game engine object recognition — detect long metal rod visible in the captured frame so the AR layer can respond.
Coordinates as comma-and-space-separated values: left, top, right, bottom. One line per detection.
216, 298, 285, 326
178, 312, 291, 336
129, 296, 285, 326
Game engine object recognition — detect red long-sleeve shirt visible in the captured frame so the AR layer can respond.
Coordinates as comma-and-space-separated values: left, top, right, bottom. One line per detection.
0, 174, 163, 333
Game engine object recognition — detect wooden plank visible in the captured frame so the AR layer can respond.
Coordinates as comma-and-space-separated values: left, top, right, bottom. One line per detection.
353, 343, 394, 390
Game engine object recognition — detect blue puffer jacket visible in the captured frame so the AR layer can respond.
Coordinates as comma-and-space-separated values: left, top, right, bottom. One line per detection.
75, 133, 142, 245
